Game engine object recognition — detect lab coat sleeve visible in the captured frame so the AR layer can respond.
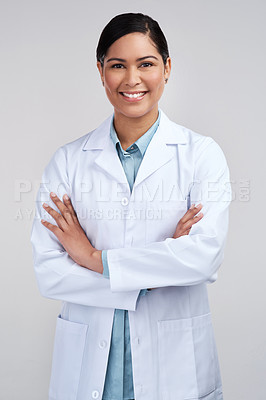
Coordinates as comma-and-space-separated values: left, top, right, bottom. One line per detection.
103, 247, 149, 297
107, 138, 232, 292
30, 146, 140, 311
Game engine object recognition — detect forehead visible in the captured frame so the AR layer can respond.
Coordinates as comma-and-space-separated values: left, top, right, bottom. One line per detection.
105, 32, 158, 58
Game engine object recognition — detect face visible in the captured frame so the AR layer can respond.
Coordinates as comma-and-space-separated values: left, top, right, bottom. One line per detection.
97, 32, 171, 121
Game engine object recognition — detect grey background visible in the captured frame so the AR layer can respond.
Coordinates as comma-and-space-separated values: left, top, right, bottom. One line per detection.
1, 0, 265, 398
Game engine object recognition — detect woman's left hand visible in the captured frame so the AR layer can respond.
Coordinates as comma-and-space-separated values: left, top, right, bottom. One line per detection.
41, 192, 103, 273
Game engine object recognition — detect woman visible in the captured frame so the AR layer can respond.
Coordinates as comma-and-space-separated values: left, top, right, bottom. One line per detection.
31, 13, 231, 400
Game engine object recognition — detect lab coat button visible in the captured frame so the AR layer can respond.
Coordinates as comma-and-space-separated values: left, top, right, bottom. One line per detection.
121, 197, 129, 206
99, 340, 107, 349
135, 337, 140, 344
92, 390, 99, 398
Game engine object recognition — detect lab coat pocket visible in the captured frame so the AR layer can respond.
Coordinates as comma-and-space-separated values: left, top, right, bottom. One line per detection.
49, 315, 88, 400
157, 313, 215, 400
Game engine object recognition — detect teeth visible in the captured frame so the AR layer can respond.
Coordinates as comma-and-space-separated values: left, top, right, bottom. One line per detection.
122, 92, 146, 98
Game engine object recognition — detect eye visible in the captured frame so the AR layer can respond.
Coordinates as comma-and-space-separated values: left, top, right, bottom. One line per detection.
111, 64, 125, 69
140, 62, 153, 68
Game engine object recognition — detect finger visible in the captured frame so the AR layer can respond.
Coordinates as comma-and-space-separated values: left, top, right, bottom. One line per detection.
62, 194, 79, 222
41, 218, 63, 239
180, 203, 203, 224
50, 192, 73, 223
42, 202, 68, 230
183, 212, 204, 231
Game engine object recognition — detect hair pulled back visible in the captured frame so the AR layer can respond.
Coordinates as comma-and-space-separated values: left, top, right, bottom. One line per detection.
96, 13, 170, 67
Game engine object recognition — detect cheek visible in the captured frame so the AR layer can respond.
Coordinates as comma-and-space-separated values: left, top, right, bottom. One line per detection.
104, 73, 121, 91
146, 72, 165, 89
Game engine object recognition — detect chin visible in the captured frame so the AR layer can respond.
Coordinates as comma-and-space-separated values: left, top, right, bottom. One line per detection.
115, 104, 158, 120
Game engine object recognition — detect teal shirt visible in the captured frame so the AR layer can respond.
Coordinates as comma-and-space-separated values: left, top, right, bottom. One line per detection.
102, 110, 161, 400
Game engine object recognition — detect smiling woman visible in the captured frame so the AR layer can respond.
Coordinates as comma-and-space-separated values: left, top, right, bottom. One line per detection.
96, 32, 170, 145
96, 14, 171, 149
31, 12, 231, 400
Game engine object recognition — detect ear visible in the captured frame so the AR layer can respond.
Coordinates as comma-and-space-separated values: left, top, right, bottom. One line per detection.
97, 61, 104, 84
164, 57, 171, 82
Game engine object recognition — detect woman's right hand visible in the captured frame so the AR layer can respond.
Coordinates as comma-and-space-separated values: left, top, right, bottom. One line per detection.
173, 203, 203, 238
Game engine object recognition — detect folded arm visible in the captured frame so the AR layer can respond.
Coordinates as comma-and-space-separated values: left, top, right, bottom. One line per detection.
106, 139, 231, 292
30, 147, 140, 311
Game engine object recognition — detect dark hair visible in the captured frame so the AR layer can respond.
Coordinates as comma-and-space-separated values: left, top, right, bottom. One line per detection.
96, 13, 170, 67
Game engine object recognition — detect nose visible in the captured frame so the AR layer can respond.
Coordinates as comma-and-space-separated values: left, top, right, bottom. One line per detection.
124, 66, 141, 87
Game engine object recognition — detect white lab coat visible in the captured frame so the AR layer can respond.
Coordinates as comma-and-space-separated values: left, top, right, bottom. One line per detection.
31, 109, 231, 400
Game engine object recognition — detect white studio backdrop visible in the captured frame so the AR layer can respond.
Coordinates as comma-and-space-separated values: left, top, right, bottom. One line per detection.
1, 0, 265, 399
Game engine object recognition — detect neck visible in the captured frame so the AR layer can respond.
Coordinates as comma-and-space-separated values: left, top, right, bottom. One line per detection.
113, 107, 159, 150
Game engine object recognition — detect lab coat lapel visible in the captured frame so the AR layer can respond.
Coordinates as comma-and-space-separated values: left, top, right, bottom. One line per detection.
82, 115, 128, 186
82, 110, 188, 189
134, 110, 188, 188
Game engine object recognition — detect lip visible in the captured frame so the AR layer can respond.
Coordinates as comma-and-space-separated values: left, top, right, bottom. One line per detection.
119, 91, 148, 102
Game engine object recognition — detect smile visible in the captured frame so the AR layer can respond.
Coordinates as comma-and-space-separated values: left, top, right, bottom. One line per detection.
122, 91, 147, 98
119, 91, 148, 102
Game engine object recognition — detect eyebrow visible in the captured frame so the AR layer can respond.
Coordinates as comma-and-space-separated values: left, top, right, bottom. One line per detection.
106, 56, 159, 63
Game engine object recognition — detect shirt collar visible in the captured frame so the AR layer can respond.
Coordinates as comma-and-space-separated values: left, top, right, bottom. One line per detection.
110, 109, 161, 156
